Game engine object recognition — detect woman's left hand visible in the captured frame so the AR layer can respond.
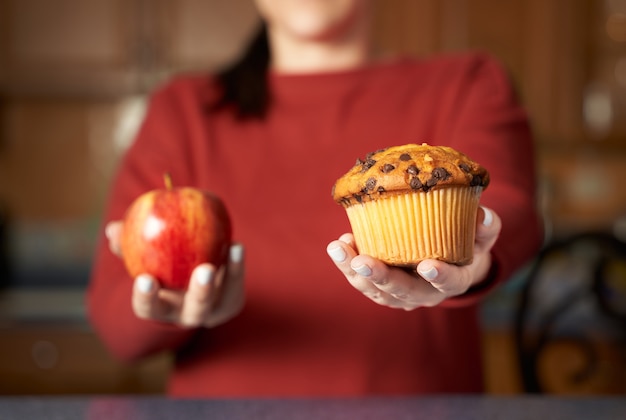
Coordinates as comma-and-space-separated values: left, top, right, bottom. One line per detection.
326, 206, 501, 310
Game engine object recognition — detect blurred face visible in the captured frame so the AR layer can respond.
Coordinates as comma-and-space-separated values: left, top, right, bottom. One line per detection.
254, 0, 371, 43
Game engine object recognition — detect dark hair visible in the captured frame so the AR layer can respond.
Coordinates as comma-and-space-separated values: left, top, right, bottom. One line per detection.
211, 23, 271, 119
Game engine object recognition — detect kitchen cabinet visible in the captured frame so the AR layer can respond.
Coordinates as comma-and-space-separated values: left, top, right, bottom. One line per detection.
2, 0, 622, 145
0, 325, 170, 395
0, 0, 259, 97
0, 289, 169, 394
372, 0, 619, 147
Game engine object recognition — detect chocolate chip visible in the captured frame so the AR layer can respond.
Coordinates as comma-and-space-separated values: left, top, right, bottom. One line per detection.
381, 163, 395, 173
359, 159, 376, 173
353, 194, 363, 203
366, 148, 387, 159
426, 177, 438, 188
432, 167, 451, 181
364, 177, 377, 191
470, 174, 482, 186
377, 186, 386, 193
409, 177, 423, 190
406, 165, 419, 176
399, 153, 411, 161
459, 162, 471, 173
360, 158, 376, 172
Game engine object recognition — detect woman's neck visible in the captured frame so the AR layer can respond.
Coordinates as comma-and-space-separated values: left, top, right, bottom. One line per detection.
270, 37, 372, 74
266, 16, 374, 74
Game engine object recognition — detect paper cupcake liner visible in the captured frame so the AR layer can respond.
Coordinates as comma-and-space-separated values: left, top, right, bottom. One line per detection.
345, 186, 483, 266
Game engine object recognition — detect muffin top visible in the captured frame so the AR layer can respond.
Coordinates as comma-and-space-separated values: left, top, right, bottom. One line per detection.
332, 143, 490, 207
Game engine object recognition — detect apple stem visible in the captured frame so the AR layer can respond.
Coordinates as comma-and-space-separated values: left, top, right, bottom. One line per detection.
164, 173, 173, 190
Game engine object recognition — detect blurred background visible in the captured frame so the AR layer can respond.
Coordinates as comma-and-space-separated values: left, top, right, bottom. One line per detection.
0, 0, 625, 396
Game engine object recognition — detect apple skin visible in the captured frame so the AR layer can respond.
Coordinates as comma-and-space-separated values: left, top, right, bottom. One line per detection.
119, 177, 232, 290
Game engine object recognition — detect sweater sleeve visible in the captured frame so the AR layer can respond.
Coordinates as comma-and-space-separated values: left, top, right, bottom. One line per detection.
86, 80, 201, 362
440, 53, 544, 308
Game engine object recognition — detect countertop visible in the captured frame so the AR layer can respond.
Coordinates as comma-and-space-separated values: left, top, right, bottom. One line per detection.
0, 396, 625, 420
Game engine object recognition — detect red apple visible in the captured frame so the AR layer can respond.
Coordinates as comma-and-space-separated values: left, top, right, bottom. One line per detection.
119, 174, 232, 290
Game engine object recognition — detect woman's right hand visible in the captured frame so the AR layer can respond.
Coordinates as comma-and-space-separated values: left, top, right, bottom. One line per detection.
105, 221, 245, 328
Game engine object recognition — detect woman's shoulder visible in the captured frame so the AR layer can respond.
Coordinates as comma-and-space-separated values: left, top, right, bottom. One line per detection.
381, 50, 515, 99
397, 50, 509, 79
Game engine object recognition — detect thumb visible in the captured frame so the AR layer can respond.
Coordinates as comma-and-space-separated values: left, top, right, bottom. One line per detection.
227, 243, 245, 278
105, 221, 124, 256
475, 206, 501, 254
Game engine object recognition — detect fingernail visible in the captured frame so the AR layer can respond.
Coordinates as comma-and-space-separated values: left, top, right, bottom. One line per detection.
352, 264, 372, 277
418, 265, 438, 281
136, 275, 153, 293
230, 244, 243, 264
195, 265, 213, 286
327, 246, 347, 263
482, 207, 493, 227
105, 223, 116, 240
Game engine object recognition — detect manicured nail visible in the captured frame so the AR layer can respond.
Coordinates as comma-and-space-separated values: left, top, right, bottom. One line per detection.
327, 246, 347, 263
418, 265, 438, 281
195, 265, 213, 286
136, 275, 153, 293
482, 207, 493, 227
105, 223, 116, 240
352, 264, 372, 277
230, 244, 243, 264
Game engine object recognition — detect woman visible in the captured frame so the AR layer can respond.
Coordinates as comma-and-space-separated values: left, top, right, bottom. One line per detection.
88, 0, 543, 396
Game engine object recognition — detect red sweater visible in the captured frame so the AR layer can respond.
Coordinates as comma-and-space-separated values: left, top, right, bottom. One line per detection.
87, 52, 543, 396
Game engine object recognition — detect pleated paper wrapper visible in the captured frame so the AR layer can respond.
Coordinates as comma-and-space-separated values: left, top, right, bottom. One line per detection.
345, 186, 483, 267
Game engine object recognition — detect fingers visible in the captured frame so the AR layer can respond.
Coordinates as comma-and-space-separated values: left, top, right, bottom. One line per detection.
179, 264, 217, 328
327, 237, 441, 309
326, 236, 392, 304
326, 236, 358, 276
130, 243, 247, 328
131, 267, 214, 327
179, 243, 247, 328
347, 253, 403, 307
475, 206, 501, 254
416, 259, 473, 298
227, 243, 245, 281
132, 274, 174, 321
327, 237, 400, 307
330, 208, 503, 310
412, 207, 503, 298
354, 256, 433, 309
205, 243, 246, 328
105, 221, 123, 256
327, 232, 488, 310
132, 274, 157, 319
337, 233, 356, 249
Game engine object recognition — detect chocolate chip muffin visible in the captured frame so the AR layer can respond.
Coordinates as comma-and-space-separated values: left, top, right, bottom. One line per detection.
332, 143, 490, 267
